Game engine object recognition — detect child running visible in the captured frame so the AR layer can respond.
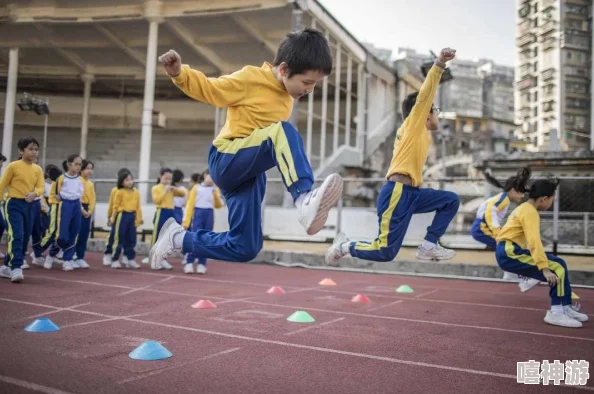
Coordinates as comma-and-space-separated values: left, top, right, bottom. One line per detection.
182, 170, 223, 274
151, 167, 186, 270
172, 169, 187, 225
326, 48, 459, 266
0, 137, 44, 282
110, 171, 142, 269
74, 159, 95, 269
103, 167, 130, 266
151, 28, 342, 268
52, 154, 84, 271
496, 178, 588, 328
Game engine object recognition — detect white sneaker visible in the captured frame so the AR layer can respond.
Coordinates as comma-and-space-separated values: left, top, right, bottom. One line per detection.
32, 256, 45, 267
149, 218, 183, 270
0, 265, 11, 278
62, 261, 75, 272
57, 250, 63, 259
21, 262, 30, 270
502, 271, 519, 282
103, 254, 112, 267
296, 173, 343, 236
111, 261, 121, 269
183, 264, 194, 274
416, 243, 456, 261
161, 260, 173, 270
43, 256, 57, 270
75, 260, 90, 269
325, 232, 349, 266
544, 310, 582, 328
10, 268, 23, 283
565, 306, 588, 322
197, 264, 207, 275
124, 259, 141, 269
519, 277, 540, 293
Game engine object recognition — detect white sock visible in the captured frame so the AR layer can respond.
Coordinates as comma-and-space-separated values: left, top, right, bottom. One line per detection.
340, 242, 350, 255
421, 240, 436, 250
173, 231, 186, 250
551, 305, 564, 314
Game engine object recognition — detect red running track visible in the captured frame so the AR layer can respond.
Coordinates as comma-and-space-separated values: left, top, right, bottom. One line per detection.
0, 252, 592, 393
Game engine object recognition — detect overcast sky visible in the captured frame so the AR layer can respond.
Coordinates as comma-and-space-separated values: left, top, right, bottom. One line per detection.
318, 0, 517, 66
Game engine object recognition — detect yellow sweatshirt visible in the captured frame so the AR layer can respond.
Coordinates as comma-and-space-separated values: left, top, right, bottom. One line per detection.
182, 184, 223, 229
152, 184, 186, 209
170, 62, 293, 140
81, 177, 96, 214
497, 202, 548, 270
386, 65, 444, 186
107, 187, 117, 219
111, 188, 143, 228
0, 160, 44, 200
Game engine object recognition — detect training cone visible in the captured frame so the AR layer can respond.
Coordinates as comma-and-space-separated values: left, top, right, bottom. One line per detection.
319, 278, 337, 286
24, 317, 60, 333
267, 286, 286, 295
396, 285, 414, 293
351, 294, 371, 303
191, 300, 217, 309
129, 341, 172, 361
572, 292, 580, 300
287, 311, 315, 323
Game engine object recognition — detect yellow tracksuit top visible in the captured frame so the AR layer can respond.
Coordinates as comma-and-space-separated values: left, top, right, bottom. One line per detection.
497, 202, 548, 270
0, 160, 44, 200
81, 177, 96, 214
107, 187, 118, 219
111, 188, 143, 228
170, 62, 293, 140
386, 65, 444, 186
182, 184, 223, 229
152, 184, 186, 209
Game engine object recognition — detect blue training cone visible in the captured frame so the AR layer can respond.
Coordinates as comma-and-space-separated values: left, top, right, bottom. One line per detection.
24, 317, 61, 333
129, 341, 172, 361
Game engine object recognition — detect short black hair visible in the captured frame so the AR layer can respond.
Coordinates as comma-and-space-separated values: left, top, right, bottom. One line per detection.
190, 173, 201, 183
528, 178, 559, 200
48, 167, 62, 182
81, 159, 94, 171
200, 169, 210, 183
62, 154, 81, 172
157, 167, 173, 184
117, 171, 132, 189
273, 28, 333, 77
172, 169, 184, 185
44, 164, 59, 179
17, 137, 39, 151
0, 153, 6, 162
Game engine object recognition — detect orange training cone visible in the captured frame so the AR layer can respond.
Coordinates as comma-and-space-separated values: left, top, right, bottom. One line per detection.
351, 294, 370, 303
191, 300, 217, 309
319, 278, 337, 286
267, 286, 286, 295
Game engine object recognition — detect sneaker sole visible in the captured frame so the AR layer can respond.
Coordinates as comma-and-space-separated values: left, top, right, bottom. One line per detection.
415, 254, 456, 262
519, 281, 540, 293
149, 218, 177, 269
544, 316, 582, 328
306, 174, 343, 236
11, 276, 23, 283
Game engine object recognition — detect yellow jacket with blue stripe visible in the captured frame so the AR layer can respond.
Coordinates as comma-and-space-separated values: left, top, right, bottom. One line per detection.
475, 192, 510, 236
152, 184, 186, 209
182, 184, 223, 229
497, 202, 547, 270
81, 177, 96, 214
107, 187, 118, 219
111, 188, 143, 228
387, 65, 444, 186
0, 160, 44, 200
169, 62, 293, 141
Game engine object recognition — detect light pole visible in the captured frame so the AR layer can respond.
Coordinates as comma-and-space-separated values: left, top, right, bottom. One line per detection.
17, 93, 50, 168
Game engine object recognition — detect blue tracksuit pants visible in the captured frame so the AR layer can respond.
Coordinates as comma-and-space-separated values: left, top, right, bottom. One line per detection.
57, 199, 82, 262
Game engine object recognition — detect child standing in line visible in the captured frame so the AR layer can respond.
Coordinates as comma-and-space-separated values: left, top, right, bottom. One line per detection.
182, 170, 223, 274
39, 167, 63, 269
151, 167, 185, 270
30, 164, 60, 267
110, 171, 142, 269
103, 168, 130, 266
0, 153, 7, 260
326, 48, 459, 266
151, 28, 342, 268
0, 137, 44, 283
51, 154, 84, 272
74, 160, 96, 269
496, 178, 588, 328
172, 169, 187, 225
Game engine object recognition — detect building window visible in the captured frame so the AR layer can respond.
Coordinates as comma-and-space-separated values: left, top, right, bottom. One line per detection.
533, 62, 538, 72
566, 98, 589, 109
533, 107, 538, 117
534, 91, 538, 101
567, 51, 572, 60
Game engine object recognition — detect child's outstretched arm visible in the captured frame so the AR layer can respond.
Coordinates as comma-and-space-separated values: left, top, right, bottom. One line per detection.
159, 49, 246, 107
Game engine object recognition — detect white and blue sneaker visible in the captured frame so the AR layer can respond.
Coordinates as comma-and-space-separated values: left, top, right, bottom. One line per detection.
296, 173, 343, 236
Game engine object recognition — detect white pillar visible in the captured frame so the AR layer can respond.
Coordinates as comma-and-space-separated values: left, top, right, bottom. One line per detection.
591, 24, 594, 151
345, 54, 352, 147
80, 73, 94, 158
2, 48, 18, 171
138, 19, 160, 203
332, 43, 342, 153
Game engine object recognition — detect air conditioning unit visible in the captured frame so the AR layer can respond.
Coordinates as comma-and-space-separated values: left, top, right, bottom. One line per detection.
152, 110, 167, 128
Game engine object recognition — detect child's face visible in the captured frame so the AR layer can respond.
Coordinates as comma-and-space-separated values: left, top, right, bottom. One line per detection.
203, 173, 213, 185
20, 143, 40, 163
81, 164, 94, 178
160, 172, 172, 185
68, 157, 82, 174
280, 66, 326, 99
124, 175, 134, 189
426, 107, 440, 131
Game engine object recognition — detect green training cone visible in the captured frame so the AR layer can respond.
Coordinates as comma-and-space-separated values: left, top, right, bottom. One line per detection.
396, 285, 414, 293
287, 310, 315, 323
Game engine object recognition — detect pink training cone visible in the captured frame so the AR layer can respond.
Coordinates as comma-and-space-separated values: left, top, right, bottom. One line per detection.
351, 294, 371, 303
267, 286, 286, 295
319, 278, 337, 286
191, 300, 217, 309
